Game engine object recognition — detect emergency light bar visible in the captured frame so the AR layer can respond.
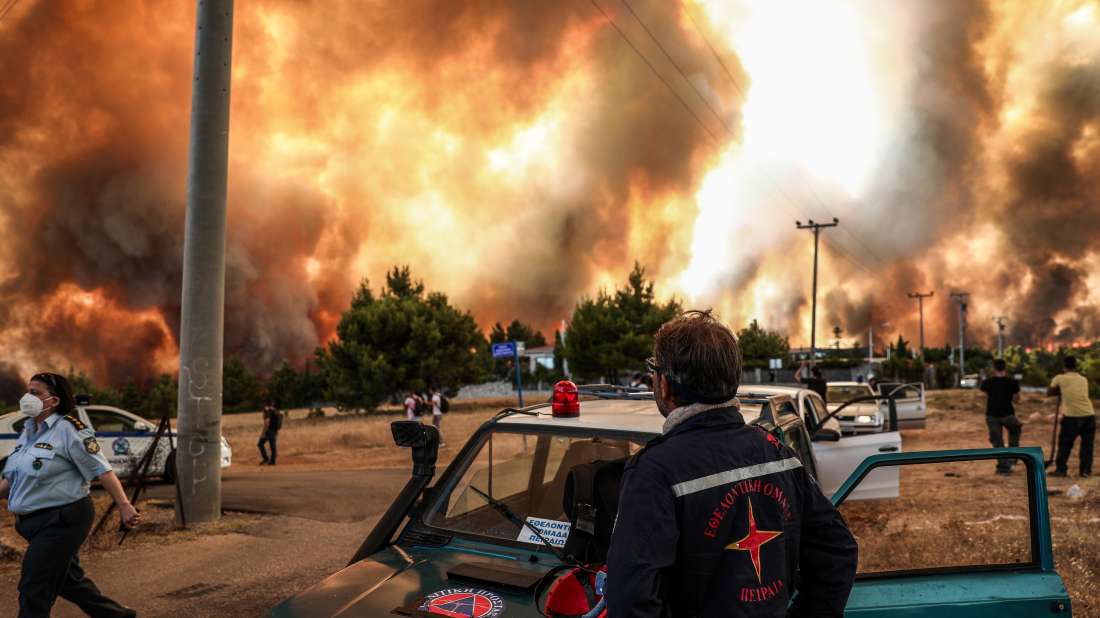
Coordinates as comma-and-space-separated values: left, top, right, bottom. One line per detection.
552, 380, 580, 417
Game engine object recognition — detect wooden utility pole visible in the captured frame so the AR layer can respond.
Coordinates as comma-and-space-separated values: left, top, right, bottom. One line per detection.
177, 0, 234, 524
950, 292, 970, 374
993, 316, 1007, 358
908, 291, 934, 359
796, 218, 839, 363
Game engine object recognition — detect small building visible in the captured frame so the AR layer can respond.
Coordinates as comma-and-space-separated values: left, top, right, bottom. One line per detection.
522, 345, 555, 373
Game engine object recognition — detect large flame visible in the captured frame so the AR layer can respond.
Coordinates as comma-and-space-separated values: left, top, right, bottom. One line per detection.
1, 0, 1099, 384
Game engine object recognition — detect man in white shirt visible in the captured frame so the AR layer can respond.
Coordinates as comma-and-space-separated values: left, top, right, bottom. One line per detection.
404, 392, 417, 421
430, 388, 444, 437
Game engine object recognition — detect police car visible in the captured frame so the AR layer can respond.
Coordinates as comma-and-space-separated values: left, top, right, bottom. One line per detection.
272, 381, 1070, 617
0, 401, 232, 482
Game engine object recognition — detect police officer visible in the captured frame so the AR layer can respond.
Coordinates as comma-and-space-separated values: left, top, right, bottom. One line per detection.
0, 373, 140, 617
607, 311, 857, 617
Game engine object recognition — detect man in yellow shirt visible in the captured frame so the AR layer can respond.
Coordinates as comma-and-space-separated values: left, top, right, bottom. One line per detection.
1046, 356, 1095, 477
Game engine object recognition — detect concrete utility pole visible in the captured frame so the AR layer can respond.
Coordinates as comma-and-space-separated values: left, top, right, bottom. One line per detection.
950, 292, 970, 375
176, 0, 234, 524
908, 291, 934, 359
993, 316, 1007, 358
796, 218, 839, 363
868, 323, 873, 365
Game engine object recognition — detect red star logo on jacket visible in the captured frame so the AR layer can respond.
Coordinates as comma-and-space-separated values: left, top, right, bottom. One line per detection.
726, 499, 783, 583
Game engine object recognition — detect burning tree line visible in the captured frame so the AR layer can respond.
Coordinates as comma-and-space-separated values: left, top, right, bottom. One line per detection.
7, 262, 1100, 415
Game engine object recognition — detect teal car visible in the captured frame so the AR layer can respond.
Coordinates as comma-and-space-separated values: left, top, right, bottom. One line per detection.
271, 385, 1072, 617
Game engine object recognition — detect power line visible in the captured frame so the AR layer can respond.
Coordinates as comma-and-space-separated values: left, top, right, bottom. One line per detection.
619, 0, 733, 134
586, 0, 720, 144
678, 0, 890, 272
0, 0, 20, 22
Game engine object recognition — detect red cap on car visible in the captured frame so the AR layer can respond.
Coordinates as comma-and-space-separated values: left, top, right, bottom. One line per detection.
552, 380, 580, 417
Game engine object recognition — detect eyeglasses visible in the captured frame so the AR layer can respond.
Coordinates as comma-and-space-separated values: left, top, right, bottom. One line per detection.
645, 357, 662, 375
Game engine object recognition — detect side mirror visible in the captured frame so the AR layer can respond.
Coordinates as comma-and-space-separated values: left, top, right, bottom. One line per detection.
391, 420, 440, 477
812, 428, 841, 442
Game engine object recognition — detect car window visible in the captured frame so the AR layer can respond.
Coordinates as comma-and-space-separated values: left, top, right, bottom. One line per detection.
426, 430, 643, 545
836, 456, 1033, 575
805, 394, 829, 426
826, 385, 873, 404
777, 400, 798, 418
86, 409, 137, 432
782, 421, 816, 479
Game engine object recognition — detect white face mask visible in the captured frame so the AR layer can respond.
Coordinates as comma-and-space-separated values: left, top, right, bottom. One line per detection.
19, 393, 45, 418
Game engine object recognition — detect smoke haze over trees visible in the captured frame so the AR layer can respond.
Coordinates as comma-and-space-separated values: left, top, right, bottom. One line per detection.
2, 1, 1100, 387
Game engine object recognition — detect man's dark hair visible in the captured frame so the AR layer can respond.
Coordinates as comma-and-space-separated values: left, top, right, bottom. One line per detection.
1064, 355, 1077, 370
653, 310, 742, 406
30, 372, 75, 417
993, 359, 1006, 372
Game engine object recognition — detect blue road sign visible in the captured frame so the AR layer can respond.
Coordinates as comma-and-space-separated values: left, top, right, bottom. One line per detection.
492, 342, 517, 359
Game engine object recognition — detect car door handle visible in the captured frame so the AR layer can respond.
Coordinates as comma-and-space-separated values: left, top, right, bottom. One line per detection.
878, 446, 899, 452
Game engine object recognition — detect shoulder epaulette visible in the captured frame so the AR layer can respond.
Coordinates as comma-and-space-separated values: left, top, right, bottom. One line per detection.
62, 415, 87, 431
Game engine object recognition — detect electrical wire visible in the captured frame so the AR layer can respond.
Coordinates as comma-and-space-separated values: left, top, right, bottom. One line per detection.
0, 0, 19, 22
586, 0, 721, 144
678, 0, 891, 272
619, 0, 733, 134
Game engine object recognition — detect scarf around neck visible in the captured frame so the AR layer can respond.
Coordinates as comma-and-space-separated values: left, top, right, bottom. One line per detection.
661, 398, 739, 434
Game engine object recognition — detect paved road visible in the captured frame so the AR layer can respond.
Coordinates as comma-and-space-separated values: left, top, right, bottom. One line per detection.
138, 466, 413, 522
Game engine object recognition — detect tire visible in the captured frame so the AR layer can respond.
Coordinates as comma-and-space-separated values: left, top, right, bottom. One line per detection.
163, 449, 177, 484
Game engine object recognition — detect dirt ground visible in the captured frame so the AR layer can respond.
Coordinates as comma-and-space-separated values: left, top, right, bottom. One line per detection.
0, 392, 1096, 615
885, 389, 1100, 615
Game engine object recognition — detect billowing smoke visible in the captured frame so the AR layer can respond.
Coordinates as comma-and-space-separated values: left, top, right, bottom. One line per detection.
0, 0, 741, 382
2, 0, 1100, 385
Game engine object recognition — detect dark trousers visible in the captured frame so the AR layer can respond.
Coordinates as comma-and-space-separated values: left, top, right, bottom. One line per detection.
258, 430, 278, 464
1055, 415, 1096, 475
986, 415, 1022, 471
15, 496, 132, 618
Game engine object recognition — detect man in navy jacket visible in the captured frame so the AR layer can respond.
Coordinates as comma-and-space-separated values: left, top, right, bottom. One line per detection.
607, 311, 857, 617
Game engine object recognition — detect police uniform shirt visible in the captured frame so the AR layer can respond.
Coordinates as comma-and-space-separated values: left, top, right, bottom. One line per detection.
2, 413, 112, 514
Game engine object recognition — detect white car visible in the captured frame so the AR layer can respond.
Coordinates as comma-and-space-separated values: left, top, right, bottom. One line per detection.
0, 404, 232, 481
960, 374, 980, 389
826, 382, 886, 435
874, 382, 927, 429
740, 384, 901, 500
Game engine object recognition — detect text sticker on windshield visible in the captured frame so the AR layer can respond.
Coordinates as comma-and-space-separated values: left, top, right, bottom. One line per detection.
516, 517, 571, 548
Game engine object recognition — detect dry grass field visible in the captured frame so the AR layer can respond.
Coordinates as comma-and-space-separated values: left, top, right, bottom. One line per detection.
219, 397, 521, 468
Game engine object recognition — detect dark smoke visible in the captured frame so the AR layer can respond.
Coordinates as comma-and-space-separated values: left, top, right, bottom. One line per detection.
0, 0, 743, 383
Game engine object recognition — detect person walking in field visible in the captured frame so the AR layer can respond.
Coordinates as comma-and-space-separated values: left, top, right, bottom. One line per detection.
980, 359, 1022, 474
1047, 356, 1095, 478
258, 400, 284, 466
404, 391, 418, 421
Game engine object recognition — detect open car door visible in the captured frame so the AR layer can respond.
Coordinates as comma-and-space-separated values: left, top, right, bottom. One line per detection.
799, 391, 901, 501
879, 383, 925, 429
830, 447, 1071, 616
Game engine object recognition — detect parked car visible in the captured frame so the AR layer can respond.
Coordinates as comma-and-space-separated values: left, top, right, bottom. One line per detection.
874, 381, 927, 429
826, 381, 886, 435
741, 384, 901, 499
960, 374, 980, 388
0, 403, 232, 481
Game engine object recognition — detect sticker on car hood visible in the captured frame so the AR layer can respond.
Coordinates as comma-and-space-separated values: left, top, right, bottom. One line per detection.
516, 516, 571, 548
419, 587, 506, 617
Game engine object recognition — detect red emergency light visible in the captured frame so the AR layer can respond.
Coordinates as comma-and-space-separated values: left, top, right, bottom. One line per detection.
552, 380, 580, 417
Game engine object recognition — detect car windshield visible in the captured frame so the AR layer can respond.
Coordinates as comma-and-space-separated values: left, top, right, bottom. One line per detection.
424, 429, 645, 546
827, 385, 873, 404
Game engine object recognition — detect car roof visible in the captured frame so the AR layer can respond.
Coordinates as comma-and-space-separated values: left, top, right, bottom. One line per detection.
495, 394, 770, 434
827, 381, 873, 388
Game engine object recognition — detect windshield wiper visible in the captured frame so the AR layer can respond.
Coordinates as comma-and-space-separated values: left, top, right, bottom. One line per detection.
468, 484, 571, 563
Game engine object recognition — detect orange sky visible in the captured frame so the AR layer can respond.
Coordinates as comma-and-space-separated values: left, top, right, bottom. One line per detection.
1, 0, 1099, 383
